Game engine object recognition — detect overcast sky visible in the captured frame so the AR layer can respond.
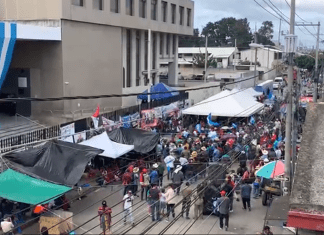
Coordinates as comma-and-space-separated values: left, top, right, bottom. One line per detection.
194, 0, 324, 49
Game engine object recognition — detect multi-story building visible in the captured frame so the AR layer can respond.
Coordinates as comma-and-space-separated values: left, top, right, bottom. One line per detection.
0, 0, 194, 124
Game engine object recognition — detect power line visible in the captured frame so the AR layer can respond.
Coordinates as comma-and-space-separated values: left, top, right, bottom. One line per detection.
284, 0, 310, 23
264, 0, 290, 24
253, 0, 282, 21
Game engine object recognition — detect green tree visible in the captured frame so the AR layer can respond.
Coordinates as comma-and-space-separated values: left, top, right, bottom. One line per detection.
192, 53, 217, 68
179, 29, 205, 47
256, 21, 275, 46
201, 17, 253, 48
295, 56, 315, 71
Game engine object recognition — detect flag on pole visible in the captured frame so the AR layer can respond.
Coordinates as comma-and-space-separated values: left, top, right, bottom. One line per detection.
91, 104, 100, 129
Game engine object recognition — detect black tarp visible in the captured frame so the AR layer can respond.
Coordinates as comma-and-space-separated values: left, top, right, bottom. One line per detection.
3, 140, 103, 186
107, 128, 160, 154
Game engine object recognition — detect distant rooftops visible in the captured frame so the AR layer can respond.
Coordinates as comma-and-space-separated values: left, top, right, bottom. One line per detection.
178, 47, 236, 58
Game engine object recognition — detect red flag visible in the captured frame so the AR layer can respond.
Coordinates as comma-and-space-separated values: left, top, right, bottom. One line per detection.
92, 104, 100, 118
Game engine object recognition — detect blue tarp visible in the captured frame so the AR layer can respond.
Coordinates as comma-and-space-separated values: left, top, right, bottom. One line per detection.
137, 83, 179, 101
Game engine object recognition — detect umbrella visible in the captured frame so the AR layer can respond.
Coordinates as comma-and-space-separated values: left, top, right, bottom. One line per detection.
221, 133, 237, 140
256, 160, 285, 179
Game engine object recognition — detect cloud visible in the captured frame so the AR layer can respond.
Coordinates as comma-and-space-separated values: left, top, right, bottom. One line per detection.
193, 0, 324, 49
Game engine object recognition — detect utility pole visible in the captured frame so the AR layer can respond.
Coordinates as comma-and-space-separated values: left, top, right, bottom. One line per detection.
278, 19, 282, 46
147, 29, 151, 108
314, 22, 320, 102
284, 0, 296, 194
254, 31, 258, 86
204, 36, 208, 83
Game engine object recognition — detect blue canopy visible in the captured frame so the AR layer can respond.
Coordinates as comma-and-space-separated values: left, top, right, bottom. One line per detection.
137, 83, 179, 101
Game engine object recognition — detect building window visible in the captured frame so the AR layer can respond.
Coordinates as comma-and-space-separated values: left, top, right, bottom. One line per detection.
93, 0, 103, 10
187, 8, 191, 26
126, 29, 131, 88
173, 35, 176, 55
166, 34, 170, 55
160, 33, 163, 55
151, 0, 157, 21
179, 6, 184, 25
126, 0, 133, 16
110, 0, 119, 13
139, 0, 146, 18
171, 4, 176, 24
162, 1, 167, 22
72, 0, 84, 6
136, 31, 140, 86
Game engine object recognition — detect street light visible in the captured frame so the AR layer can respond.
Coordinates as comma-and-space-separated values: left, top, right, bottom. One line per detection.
249, 43, 264, 86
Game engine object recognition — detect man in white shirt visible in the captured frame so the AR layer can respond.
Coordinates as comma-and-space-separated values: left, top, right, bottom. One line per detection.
123, 191, 134, 226
1, 217, 14, 234
164, 154, 175, 180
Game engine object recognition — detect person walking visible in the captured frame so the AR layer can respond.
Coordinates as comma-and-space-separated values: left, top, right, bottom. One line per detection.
148, 184, 161, 222
150, 164, 159, 185
123, 191, 134, 226
179, 155, 189, 177
241, 180, 252, 211
98, 201, 112, 235
172, 165, 184, 195
193, 183, 204, 220
181, 182, 192, 219
253, 178, 260, 198
122, 169, 132, 196
160, 188, 167, 216
164, 153, 175, 180
140, 168, 150, 201
165, 184, 176, 222
216, 191, 230, 231
132, 167, 139, 196
222, 176, 234, 212
157, 162, 165, 187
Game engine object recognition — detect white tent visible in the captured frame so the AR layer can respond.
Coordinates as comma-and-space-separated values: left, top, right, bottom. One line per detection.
182, 89, 264, 117
79, 132, 134, 159
242, 87, 263, 98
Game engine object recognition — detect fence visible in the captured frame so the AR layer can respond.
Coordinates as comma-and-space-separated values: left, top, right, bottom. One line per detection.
0, 92, 188, 154
0, 125, 61, 153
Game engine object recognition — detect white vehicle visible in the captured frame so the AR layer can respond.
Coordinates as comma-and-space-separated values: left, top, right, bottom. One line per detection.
273, 77, 284, 90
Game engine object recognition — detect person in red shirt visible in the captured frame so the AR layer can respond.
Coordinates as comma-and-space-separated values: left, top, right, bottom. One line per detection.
122, 169, 133, 196
98, 200, 112, 235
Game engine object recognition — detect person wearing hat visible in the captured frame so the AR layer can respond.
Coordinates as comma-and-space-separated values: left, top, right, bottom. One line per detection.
172, 165, 184, 195
132, 167, 139, 196
216, 190, 230, 231
150, 164, 159, 185
1, 216, 14, 235
123, 190, 134, 226
98, 200, 112, 234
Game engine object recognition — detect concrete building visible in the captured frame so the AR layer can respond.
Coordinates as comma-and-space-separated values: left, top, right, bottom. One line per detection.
177, 47, 237, 77
0, 0, 194, 124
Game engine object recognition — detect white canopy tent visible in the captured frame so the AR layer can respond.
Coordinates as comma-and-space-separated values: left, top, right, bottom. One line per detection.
182, 88, 264, 117
242, 87, 263, 98
79, 132, 134, 159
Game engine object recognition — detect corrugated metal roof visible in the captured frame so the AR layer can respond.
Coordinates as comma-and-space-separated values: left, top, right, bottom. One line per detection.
178, 47, 236, 58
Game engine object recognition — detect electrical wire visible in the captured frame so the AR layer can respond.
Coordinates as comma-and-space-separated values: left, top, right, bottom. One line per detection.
0, 68, 278, 103
253, 0, 285, 22
116, 106, 278, 235
261, 0, 290, 24
284, 0, 310, 23
6, 153, 160, 233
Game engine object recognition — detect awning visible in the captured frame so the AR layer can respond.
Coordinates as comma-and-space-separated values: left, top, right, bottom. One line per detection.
138, 83, 179, 101
79, 132, 134, 159
0, 169, 71, 205
0, 22, 17, 89
3, 140, 103, 186
182, 89, 264, 117
108, 128, 160, 154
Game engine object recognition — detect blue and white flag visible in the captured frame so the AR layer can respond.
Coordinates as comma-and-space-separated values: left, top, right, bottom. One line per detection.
207, 113, 220, 127
0, 22, 17, 89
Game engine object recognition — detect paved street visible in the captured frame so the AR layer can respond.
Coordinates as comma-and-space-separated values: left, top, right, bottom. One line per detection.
21, 165, 292, 235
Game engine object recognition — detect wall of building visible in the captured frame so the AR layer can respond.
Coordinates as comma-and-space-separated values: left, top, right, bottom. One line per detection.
240, 48, 280, 69
0, 0, 62, 20
61, 20, 123, 119
183, 83, 221, 105
9, 40, 64, 120
0, 0, 194, 36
